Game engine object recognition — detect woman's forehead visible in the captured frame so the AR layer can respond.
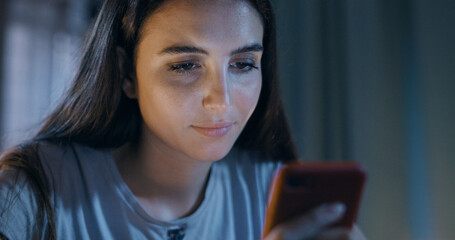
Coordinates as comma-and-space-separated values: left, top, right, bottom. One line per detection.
137, 0, 264, 55
151, 0, 258, 18
142, 0, 262, 32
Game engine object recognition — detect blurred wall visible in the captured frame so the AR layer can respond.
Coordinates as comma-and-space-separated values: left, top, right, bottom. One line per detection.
273, 0, 455, 240
0, 0, 96, 149
0, 0, 7, 138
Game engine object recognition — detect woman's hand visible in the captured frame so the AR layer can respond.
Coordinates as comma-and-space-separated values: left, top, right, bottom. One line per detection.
264, 203, 367, 240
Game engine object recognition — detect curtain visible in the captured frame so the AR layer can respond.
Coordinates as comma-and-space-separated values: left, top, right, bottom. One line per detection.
273, 0, 455, 240
0, 0, 92, 149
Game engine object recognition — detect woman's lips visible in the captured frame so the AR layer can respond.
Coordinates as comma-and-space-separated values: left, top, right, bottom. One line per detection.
191, 122, 234, 138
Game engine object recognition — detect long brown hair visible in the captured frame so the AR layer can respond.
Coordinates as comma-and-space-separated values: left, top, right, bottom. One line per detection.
0, 0, 297, 238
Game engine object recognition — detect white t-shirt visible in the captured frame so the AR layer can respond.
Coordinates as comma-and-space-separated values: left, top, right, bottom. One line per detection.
0, 142, 282, 240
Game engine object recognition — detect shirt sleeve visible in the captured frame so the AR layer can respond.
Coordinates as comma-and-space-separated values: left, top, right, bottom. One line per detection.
0, 168, 41, 240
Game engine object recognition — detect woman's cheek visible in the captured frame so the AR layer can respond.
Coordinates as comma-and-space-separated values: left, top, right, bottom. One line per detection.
233, 75, 262, 119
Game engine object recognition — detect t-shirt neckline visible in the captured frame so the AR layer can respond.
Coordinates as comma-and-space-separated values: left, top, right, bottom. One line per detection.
103, 149, 218, 227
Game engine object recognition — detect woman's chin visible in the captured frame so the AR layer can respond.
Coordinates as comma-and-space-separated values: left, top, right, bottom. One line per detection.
189, 144, 234, 163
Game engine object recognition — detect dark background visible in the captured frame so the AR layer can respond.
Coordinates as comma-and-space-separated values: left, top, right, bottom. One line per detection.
1, 0, 454, 239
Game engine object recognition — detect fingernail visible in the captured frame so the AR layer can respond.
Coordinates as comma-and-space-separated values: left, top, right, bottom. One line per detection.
318, 203, 346, 223
331, 203, 346, 215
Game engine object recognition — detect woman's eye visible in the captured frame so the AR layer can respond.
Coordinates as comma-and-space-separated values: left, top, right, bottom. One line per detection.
230, 62, 258, 72
169, 62, 200, 73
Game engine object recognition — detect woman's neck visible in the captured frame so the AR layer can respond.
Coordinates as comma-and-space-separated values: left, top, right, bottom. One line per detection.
112, 134, 213, 221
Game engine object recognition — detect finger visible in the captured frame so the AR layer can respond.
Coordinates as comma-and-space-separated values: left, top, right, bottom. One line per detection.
268, 203, 346, 240
311, 227, 352, 240
285, 203, 346, 237
352, 225, 368, 240
312, 226, 368, 240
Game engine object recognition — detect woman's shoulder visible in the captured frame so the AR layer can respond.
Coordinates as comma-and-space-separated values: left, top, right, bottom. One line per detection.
37, 141, 114, 190
0, 142, 50, 239
0, 165, 42, 239
1, 141, 110, 196
36, 141, 105, 172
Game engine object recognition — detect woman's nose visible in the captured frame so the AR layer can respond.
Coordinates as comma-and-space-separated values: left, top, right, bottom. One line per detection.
202, 68, 232, 113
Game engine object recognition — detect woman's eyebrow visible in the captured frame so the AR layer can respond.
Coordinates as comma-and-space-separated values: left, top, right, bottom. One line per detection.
158, 43, 263, 56
230, 43, 263, 55
159, 45, 208, 55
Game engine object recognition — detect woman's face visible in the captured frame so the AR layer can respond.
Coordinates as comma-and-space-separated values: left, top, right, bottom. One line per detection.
129, 0, 264, 162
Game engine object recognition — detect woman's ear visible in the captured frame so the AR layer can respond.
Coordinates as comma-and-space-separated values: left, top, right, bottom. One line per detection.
116, 46, 137, 99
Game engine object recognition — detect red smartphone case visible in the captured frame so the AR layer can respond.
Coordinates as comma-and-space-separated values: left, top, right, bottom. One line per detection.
262, 162, 366, 238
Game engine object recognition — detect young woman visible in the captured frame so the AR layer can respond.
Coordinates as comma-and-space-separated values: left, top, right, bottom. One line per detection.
0, 0, 366, 239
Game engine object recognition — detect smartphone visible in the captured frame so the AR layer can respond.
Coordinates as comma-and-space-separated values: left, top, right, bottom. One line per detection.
262, 162, 366, 238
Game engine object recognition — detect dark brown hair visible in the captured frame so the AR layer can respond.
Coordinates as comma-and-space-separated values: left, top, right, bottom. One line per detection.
0, 0, 297, 238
